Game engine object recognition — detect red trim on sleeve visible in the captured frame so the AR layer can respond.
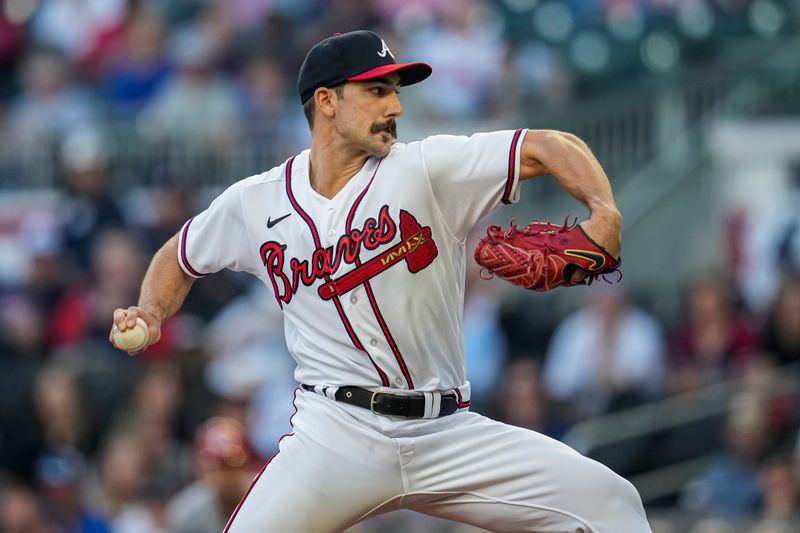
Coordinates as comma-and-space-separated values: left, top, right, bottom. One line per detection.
502, 129, 523, 205
180, 217, 208, 277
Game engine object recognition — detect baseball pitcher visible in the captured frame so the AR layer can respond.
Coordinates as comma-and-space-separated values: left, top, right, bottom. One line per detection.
111, 30, 651, 533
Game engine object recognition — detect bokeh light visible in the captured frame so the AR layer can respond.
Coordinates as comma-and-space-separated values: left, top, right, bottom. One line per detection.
641, 31, 681, 73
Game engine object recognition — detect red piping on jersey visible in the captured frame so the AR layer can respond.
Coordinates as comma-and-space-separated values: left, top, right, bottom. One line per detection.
362, 283, 413, 388
180, 217, 208, 277
502, 129, 523, 205
344, 159, 415, 389
284, 157, 390, 387
455, 387, 471, 408
223, 387, 300, 532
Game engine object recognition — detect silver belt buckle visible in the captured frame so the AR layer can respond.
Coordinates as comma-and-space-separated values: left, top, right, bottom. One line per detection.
369, 391, 381, 415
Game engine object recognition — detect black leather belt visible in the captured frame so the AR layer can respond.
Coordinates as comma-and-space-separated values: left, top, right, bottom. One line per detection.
301, 384, 460, 418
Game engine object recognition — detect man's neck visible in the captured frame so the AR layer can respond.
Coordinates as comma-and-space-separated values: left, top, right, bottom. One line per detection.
309, 135, 370, 199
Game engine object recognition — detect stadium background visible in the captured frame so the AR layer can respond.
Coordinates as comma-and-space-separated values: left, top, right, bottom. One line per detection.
0, 0, 799, 531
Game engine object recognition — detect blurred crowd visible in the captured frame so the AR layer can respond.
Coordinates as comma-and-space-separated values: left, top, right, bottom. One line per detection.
1, 0, 795, 187
0, 0, 799, 532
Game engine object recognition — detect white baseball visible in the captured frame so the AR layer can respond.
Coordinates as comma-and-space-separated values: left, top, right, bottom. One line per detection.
112, 317, 149, 351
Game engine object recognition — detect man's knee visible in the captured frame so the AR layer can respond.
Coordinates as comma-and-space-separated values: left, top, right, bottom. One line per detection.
596, 468, 650, 531
569, 459, 650, 532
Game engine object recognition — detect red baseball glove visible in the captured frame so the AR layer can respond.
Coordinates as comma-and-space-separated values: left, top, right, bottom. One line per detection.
474, 217, 620, 291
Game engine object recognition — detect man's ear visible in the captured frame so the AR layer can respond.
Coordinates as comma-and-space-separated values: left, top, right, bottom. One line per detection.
315, 87, 338, 119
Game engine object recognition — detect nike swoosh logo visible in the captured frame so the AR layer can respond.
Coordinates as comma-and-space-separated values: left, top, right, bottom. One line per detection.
267, 213, 291, 228
564, 249, 606, 271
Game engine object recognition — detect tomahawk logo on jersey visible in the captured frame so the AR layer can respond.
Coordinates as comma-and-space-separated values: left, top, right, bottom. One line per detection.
177, 129, 525, 392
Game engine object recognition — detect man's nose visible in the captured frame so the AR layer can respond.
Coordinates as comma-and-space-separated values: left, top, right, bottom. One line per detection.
386, 92, 403, 118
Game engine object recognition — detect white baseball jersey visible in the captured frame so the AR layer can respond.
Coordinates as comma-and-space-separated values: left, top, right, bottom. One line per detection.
177, 129, 653, 533
177, 129, 526, 399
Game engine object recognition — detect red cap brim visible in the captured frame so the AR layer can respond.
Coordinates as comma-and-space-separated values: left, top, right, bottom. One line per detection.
347, 62, 432, 86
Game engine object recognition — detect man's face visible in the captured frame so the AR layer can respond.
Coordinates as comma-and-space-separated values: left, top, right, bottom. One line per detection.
333, 73, 403, 157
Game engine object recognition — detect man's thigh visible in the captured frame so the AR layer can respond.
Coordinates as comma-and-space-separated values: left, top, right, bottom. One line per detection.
225, 391, 403, 533
402, 412, 651, 533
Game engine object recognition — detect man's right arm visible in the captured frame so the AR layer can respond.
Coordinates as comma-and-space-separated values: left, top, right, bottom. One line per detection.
110, 233, 195, 355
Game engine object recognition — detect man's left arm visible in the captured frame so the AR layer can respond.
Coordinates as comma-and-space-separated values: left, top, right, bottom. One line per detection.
518, 130, 621, 258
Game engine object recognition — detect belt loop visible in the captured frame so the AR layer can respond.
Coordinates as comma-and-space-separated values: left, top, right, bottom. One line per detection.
324, 386, 339, 400
422, 391, 441, 419
431, 392, 442, 418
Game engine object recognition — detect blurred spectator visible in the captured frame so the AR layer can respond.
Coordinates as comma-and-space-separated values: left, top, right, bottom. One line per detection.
6, 49, 99, 148
128, 363, 193, 497
751, 454, 800, 532
774, 166, 800, 274
195, 0, 242, 73
495, 357, 565, 440
404, 0, 508, 119
166, 416, 256, 533
137, 181, 195, 253
0, 294, 49, 360
198, 280, 294, 456
57, 128, 126, 271
202, 281, 293, 400
87, 429, 166, 533
543, 284, 665, 420
761, 273, 800, 367
246, 11, 305, 78
669, 275, 761, 394
239, 56, 293, 160
34, 449, 111, 533
15, 210, 70, 336
138, 26, 243, 154
221, 0, 275, 31
0, 484, 56, 533
30, 0, 127, 65
33, 364, 93, 455
0, 301, 42, 478
0, 10, 25, 100
312, 0, 385, 41
510, 41, 573, 111
686, 392, 772, 521
102, 8, 172, 117
50, 229, 148, 347
736, 164, 800, 316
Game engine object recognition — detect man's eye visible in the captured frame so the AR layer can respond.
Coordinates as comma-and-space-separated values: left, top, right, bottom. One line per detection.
371, 88, 384, 95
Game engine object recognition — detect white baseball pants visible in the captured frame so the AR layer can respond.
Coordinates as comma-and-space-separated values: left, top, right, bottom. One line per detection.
225, 389, 651, 533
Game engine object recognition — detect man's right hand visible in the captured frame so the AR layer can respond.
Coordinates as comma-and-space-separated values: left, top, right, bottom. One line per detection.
109, 307, 162, 355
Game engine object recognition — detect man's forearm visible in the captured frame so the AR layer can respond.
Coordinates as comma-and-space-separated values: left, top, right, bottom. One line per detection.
520, 130, 621, 256
138, 234, 195, 324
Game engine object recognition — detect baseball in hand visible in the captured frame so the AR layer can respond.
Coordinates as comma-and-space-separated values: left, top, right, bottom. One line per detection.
112, 317, 149, 351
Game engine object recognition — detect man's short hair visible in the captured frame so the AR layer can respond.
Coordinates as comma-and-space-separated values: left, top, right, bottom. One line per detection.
303, 83, 345, 130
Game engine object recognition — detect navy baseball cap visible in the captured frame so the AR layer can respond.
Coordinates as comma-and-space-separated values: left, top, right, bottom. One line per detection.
298, 30, 432, 104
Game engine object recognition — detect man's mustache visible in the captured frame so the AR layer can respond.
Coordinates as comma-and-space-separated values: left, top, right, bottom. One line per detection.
370, 119, 397, 138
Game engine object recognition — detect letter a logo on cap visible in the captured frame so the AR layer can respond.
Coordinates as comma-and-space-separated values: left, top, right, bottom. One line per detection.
377, 39, 395, 59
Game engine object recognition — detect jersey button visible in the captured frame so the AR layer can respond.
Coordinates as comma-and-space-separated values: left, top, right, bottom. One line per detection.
369, 339, 378, 347
328, 229, 336, 237
395, 377, 403, 385
350, 295, 358, 304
